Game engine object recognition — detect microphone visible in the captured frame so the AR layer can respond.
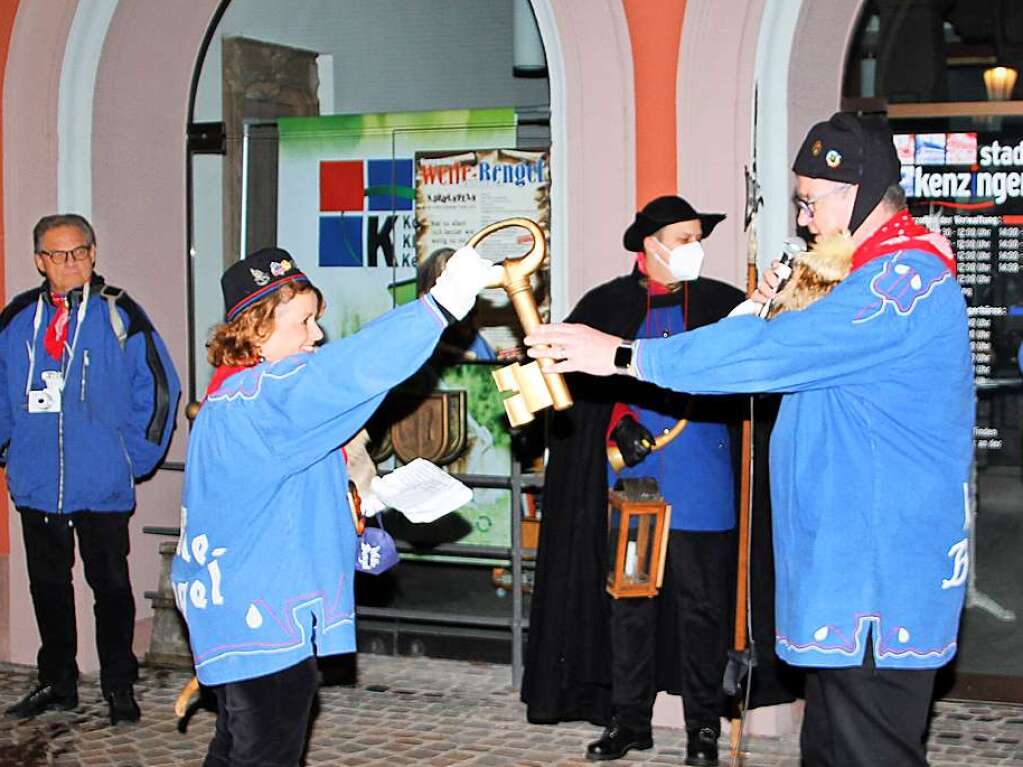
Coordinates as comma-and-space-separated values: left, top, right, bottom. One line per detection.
758, 236, 807, 318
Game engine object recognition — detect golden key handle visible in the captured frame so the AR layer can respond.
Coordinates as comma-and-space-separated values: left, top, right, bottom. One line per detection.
467, 218, 573, 423
469, 217, 546, 294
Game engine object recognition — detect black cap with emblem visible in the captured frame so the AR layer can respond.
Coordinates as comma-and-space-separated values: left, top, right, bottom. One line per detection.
221, 247, 310, 321
792, 112, 901, 234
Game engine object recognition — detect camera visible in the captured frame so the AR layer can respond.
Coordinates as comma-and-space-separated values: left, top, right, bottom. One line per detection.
28, 370, 63, 414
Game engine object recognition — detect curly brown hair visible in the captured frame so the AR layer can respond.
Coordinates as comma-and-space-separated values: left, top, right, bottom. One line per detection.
207, 282, 323, 367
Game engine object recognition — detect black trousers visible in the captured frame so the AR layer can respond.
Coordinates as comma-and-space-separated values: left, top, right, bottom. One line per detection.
610, 529, 733, 734
800, 645, 937, 767
203, 657, 319, 767
20, 509, 138, 696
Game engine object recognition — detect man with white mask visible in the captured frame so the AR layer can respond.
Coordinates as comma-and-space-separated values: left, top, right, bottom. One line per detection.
521, 196, 747, 766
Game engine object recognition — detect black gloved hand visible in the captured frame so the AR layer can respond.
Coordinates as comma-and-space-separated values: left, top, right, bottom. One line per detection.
610, 415, 655, 468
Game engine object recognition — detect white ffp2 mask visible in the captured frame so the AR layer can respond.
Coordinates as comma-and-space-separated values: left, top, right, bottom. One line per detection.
652, 239, 705, 282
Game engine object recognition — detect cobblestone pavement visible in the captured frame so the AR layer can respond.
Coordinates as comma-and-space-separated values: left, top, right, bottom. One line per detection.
0, 656, 1021, 766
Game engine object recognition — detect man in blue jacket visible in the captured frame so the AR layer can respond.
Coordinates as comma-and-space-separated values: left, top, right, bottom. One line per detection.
1, 214, 180, 725
525, 114, 973, 767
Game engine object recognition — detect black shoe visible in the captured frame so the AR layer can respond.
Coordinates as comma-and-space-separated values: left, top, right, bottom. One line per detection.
5, 683, 78, 719
585, 721, 653, 761
684, 727, 719, 766
106, 688, 140, 725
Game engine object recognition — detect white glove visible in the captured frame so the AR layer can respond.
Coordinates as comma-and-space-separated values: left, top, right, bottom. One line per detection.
429, 246, 504, 320
360, 493, 387, 518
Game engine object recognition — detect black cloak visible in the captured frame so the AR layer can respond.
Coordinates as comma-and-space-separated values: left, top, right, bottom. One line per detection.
521, 269, 798, 724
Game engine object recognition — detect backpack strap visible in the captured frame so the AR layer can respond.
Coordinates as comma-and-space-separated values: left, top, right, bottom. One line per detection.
100, 285, 127, 350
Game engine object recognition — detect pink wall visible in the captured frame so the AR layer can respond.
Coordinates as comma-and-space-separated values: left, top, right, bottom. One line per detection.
788, 2, 865, 158
0, 0, 19, 556
92, 2, 213, 463
676, 0, 766, 292
2, 0, 217, 670
546, 0, 637, 305
3, 0, 76, 666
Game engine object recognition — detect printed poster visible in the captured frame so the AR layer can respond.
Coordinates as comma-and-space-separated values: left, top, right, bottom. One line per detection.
415, 149, 552, 360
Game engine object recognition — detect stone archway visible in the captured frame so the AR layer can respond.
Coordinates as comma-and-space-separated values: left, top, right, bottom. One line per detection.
675, 0, 867, 285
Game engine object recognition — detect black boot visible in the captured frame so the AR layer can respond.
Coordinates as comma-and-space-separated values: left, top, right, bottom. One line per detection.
106, 688, 141, 725
685, 727, 719, 766
5, 682, 78, 719
585, 719, 653, 761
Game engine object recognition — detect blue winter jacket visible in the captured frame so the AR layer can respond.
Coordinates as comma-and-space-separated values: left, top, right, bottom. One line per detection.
171, 296, 449, 686
634, 248, 974, 669
0, 275, 181, 514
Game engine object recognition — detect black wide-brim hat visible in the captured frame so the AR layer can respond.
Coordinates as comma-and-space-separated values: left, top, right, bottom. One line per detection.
623, 195, 726, 252
222, 246, 310, 321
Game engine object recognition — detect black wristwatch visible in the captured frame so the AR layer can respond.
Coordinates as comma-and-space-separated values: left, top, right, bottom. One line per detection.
613, 341, 635, 375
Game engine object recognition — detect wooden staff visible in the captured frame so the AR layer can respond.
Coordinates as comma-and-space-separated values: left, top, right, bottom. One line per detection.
730, 251, 757, 764
731, 147, 763, 764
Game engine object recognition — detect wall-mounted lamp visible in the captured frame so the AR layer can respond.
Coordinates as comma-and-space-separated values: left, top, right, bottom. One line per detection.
513, 0, 547, 78
984, 66, 1018, 101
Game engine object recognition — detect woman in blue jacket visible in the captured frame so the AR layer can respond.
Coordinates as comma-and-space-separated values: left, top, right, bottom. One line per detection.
172, 246, 496, 766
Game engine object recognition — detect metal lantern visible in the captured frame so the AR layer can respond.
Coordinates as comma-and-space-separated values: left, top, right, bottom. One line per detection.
607, 478, 671, 599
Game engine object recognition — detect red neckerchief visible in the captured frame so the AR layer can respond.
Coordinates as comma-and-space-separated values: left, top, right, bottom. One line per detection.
635, 251, 671, 295
851, 209, 956, 276
204, 364, 251, 399
43, 292, 69, 362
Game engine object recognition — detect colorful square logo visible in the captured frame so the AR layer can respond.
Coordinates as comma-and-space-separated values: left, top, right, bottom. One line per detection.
318, 159, 415, 267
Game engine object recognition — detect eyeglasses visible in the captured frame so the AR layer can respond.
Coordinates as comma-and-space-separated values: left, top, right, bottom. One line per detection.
37, 245, 92, 264
793, 184, 852, 220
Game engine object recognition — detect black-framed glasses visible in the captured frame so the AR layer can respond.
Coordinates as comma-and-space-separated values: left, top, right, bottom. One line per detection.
37, 245, 92, 264
793, 184, 852, 220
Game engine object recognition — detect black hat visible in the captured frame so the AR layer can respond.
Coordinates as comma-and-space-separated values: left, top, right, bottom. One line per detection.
792, 112, 900, 233
222, 247, 310, 321
622, 196, 725, 252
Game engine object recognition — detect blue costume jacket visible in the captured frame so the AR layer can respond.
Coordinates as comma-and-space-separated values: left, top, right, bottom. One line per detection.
172, 296, 448, 686
634, 248, 973, 669
0, 276, 180, 513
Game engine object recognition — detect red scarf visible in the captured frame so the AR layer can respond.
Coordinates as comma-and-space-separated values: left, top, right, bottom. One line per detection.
851, 209, 956, 276
204, 364, 251, 399
635, 251, 671, 295
43, 292, 69, 362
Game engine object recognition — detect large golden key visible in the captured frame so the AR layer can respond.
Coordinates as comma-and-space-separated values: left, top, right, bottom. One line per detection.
468, 218, 572, 426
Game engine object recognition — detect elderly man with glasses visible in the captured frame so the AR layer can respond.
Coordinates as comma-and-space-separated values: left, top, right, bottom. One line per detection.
525, 113, 972, 767
0, 214, 180, 726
